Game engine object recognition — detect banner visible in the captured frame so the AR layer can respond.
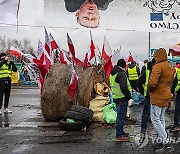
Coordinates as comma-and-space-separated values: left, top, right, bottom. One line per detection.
45, 0, 180, 32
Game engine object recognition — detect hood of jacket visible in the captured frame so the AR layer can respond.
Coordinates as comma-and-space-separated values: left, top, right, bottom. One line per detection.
111, 65, 124, 76
154, 48, 168, 64
128, 63, 136, 69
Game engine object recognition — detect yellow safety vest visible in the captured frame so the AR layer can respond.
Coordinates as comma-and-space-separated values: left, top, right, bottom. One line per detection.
128, 66, 139, 80
174, 67, 179, 78
143, 70, 150, 97
109, 73, 132, 99
0, 63, 12, 79
175, 69, 180, 92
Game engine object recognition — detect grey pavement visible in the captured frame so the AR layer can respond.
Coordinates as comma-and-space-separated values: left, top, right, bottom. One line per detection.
0, 88, 179, 154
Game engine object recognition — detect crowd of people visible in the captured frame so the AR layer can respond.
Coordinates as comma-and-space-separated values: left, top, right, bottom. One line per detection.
0, 47, 179, 153
110, 48, 179, 154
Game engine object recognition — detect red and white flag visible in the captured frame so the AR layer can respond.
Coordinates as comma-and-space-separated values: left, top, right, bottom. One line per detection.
126, 52, 134, 63
44, 27, 51, 56
104, 48, 121, 77
67, 33, 75, 60
67, 33, 84, 66
67, 65, 78, 98
104, 57, 113, 78
38, 40, 51, 70
83, 47, 91, 68
59, 49, 72, 65
89, 31, 95, 61
0, 0, 20, 24
102, 36, 112, 62
9, 46, 23, 58
49, 33, 59, 50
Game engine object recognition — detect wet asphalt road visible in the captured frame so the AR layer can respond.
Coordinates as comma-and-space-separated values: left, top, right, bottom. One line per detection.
0, 87, 179, 154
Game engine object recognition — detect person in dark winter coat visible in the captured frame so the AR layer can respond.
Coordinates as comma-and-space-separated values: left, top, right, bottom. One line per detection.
110, 58, 132, 142
170, 70, 180, 132
0, 52, 17, 115
137, 59, 155, 133
141, 59, 148, 75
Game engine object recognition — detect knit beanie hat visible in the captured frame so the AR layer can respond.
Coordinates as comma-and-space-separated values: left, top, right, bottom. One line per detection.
117, 59, 126, 68
0, 52, 6, 59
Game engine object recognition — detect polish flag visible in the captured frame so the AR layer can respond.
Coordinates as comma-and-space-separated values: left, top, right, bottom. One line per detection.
67, 65, 78, 98
9, 46, 23, 58
102, 36, 112, 62
59, 49, 72, 65
104, 49, 121, 77
49, 33, 59, 50
67, 33, 84, 66
126, 52, 134, 63
67, 33, 75, 59
104, 57, 113, 77
38, 40, 51, 70
89, 31, 95, 61
44, 27, 51, 56
83, 47, 91, 68
74, 57, 84, 67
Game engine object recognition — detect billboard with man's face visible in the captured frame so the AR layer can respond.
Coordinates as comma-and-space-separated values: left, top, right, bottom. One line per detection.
45, 0, 180, 31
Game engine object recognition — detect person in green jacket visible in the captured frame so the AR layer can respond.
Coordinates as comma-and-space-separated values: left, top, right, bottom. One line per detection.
0, 52, 17, 115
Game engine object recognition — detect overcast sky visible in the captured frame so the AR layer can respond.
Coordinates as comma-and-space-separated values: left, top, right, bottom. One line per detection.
0, 0, 179, 61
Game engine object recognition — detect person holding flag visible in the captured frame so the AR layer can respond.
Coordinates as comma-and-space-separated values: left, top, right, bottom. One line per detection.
109, 58, 132, 142
0, 52, 17, 114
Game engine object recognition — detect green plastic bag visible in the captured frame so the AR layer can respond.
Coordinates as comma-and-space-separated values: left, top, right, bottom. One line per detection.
102, 103, 117, 124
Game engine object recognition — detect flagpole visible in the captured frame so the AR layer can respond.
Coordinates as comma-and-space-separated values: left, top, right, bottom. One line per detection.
148, 32, 151, 60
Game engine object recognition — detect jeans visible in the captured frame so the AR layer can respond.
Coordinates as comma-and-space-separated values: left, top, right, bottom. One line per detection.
151, 104, 168, 144
174, 94, 180, 127
141, 97, 150, 129
116, 101, 128, 138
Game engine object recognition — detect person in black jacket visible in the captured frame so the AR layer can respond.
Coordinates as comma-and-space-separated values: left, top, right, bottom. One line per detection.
141, 59, 148, 75
170, 70, 180, 132
137, 59, 155, 133
110, 59, 132, 142
0, 52, 17, 114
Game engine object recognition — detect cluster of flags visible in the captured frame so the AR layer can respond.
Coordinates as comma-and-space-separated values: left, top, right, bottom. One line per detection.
8, 28, 136, 98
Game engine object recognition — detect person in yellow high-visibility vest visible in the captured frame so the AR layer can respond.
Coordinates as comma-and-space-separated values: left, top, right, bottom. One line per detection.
127, 61, 140, 91
0, 52, 17, 115
137, 59, 155, 133
109, 58, 132, 142
172, 62, 180, 78
170, 68, 180, 132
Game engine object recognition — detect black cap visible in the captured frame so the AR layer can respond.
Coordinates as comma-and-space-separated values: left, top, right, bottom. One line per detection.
117, 59, 126, 68
144, 59, 148, 63
0, 52, 6, 58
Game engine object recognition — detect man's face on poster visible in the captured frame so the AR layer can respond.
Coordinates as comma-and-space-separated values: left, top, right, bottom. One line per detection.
76, 0, 100, 28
